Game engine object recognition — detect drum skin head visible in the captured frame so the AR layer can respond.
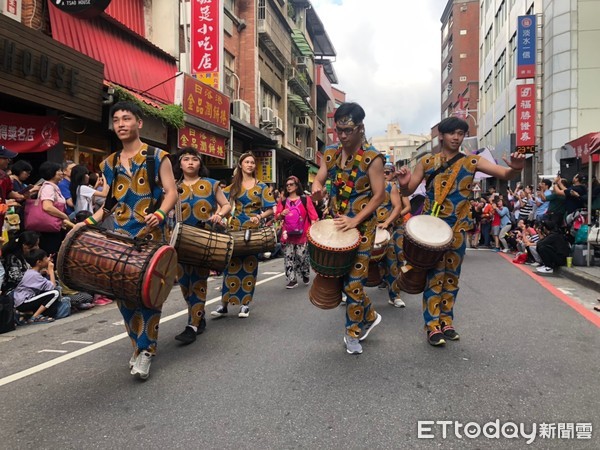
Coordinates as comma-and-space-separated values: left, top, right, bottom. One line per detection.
142, 246, 178, 309
405, 215, 453, 248
308, 219, 360, 249
374, 228, 390, 246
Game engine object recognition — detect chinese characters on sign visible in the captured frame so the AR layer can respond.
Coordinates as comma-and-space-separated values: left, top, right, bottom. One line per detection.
516, 84, 536, 154
191, 0, 221, 90
517, 15, 536, 79
0, 111, 59, 153
175, 73, 230, 131
178, 125, 226, 160
254, 150, 276, 183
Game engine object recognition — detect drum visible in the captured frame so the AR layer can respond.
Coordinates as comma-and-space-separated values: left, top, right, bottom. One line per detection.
371, 228, 390, 262
365, 261, 384, 287
57, 227, 177, 310
396, 266, 428, 294
307, 219, 361, 278
403, 215, 453, 270
170, 222, 233, 272
309, 274, 343, 310
230, 227, 277, 257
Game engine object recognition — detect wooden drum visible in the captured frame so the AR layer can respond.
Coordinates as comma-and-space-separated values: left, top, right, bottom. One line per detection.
309, 275, 343, 310
230, 227, 277, 257
403, 215, 453, 270
170, 222, 233, 272
307, 219, 361, 278
58, 227, 177, 310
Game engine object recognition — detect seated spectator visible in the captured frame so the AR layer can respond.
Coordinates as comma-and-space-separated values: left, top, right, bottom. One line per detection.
12, 249, 60, 323
1, 230, 40, 294
535, 220, 571, 274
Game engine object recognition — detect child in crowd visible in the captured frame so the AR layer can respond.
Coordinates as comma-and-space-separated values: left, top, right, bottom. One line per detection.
1, 231, 40, 294
12, 249, 60, 323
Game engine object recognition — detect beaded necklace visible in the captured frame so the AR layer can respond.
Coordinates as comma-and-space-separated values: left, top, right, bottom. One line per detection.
332, 144, 365, 214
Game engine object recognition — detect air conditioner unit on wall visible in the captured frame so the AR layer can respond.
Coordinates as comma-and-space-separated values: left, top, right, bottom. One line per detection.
261, 107, 275, 123
232, 99, 251, 123
273, 116, 284, 133
296, 56, 309, 68
305, 147, 315, 160
295, 116, 313, 129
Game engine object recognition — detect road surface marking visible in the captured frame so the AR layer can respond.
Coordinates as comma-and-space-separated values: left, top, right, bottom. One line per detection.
0, 272, 286, 387
37, 350, 68, 354
61, 340, 94, 345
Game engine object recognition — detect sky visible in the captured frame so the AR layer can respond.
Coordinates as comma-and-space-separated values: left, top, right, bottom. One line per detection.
311, 0, 444, 138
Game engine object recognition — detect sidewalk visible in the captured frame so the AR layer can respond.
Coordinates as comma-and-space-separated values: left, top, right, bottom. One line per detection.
559, 264, 600, 292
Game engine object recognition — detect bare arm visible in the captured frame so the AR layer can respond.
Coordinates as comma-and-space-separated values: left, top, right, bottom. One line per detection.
400, 193, 411, 217
476, 152, 526, 180
210, 185, 231, 224
396, 160, 425, 196
311, 155, 329, 201
380, 183, 402, 228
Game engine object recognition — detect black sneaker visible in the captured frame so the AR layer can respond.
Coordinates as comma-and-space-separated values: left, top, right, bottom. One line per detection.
210, 305, 228, 318
197, 317, 206, 335
302, 276, 310, 285
175, 326, 197, 344
286, 281, 298, 289
427, 330, 446, 346
442, 326, 460, 341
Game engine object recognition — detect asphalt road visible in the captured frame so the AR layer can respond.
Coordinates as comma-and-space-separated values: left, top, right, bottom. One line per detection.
1, 250, 599, 449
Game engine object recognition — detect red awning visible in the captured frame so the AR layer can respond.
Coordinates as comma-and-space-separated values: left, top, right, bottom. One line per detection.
48, 7, 177, 104
566, 132, 600, 164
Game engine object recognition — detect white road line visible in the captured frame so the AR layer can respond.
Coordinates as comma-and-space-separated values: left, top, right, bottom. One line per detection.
37, 350, 68, 354
61, 340, 94, 345
0, 272, 285, 388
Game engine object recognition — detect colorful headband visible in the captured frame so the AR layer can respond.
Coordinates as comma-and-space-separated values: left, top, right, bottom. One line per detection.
336, 115, 357, 127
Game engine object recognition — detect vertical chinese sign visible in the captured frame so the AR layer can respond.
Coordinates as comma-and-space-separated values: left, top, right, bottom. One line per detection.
191, 0, 222, 90
516, 84, 536, 154
254, 150, 276, 183
517, 15, 536, 79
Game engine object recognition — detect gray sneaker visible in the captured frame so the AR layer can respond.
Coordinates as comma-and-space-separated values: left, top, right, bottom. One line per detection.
238, 305, 250, 318
130, 351, 152, 380
360, 313, 382, 341
344, 335, 363, 354
128, 352, 138, 369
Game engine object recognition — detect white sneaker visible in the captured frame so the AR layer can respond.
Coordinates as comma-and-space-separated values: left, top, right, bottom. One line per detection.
262, 252, 271, 259
340, 294, 347, 305
131, 351, 152, 380
388, 297, 406, 308
128, 352, 138, 369
536, 266, 554, 274
502, 249, 510, 253
531, 262, 541, 267
359, 313, 382, 342
238, 305, 250, 318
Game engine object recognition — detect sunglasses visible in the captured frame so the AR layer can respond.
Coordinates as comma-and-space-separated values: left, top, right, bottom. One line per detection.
286, 183, 296, 187
384, 171, 393, 175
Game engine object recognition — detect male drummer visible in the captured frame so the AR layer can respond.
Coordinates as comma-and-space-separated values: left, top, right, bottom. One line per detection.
397, 117, 525, 346
312, 102, 386, 355
71, 101, 178, 379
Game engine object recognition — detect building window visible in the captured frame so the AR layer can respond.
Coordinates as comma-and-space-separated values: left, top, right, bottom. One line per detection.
508, 107, 516, 134
460, 53, 467, 59
494, 51, 506, 93
494, 1, 506, 37
224, 0, 235, 13
260, 83, 279, 116
224, 51, 236, 99
508, 34, 516, 79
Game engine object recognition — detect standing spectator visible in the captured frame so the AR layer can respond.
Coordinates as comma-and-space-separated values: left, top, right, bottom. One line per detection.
535, 179, 552, 222
492, 198, 511, 252
69, 165, 106, 216
0, 146, 24, 240
468, 198, 483, 248
58, 161, 76, 216
555, 173, 587, 216
10, 160, 40, 198
275, 176, 318, 289
517, 186, 535, 222
480, 196, 493, 248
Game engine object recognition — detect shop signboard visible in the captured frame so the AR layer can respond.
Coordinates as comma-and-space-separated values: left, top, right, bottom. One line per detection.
517, 15, 536, 79
515, 83, 536, 154
191, 0, 222, 90
178, 124, 226, 160
0, 111, 59, 153
175, 73, 230, 132
254, 150, 276, 184
50, 0, 112, 18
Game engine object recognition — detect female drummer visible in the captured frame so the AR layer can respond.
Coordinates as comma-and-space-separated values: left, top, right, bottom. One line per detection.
173, 147, 231, 344
210, 152, 275, 319
376, 163, 410, 307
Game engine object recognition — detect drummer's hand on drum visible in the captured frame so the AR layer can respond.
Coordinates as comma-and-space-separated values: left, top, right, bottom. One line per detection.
250, 215, 261, 225
377, 221, 389, 230
208, 213, 223, 224
144, 212, 160, 229
333, 215, 357, 232
396, 166, 411, 187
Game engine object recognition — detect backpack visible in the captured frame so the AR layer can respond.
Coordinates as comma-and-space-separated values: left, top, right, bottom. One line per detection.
283, 196, 307, 236
0, 293, 16, 334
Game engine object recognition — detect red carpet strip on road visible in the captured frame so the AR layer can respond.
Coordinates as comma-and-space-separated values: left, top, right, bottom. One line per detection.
499, 253, 600, 328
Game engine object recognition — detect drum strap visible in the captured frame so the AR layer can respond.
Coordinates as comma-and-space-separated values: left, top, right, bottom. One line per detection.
425, 153, 465, 192
431, 158, 464, 218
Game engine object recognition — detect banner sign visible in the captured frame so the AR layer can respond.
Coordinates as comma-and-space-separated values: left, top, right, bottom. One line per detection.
254, 150, 276, 183
175, 73, 230, 131
178, 124, 226, 159
50, 0, 112, 18
0, 111, 59, 153
516, 84, 536, 153
191, 0, 221, 89
517, 15, 536, 79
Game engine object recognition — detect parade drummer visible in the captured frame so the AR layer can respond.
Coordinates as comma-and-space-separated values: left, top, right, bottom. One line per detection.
71, 101, 178, 379
172, 147, 231, 345
210, 152, 275, 319
311, 102, 385, 355
377, 163, 410, 308
396, 117, 525, 346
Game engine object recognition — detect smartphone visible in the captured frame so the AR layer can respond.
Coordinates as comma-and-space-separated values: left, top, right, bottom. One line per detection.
18, 178, 44, 194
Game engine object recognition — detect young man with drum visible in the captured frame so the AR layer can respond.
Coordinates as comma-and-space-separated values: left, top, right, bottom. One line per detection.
172, 147, 231, 344
377, 163, 410, 308
210, 152, 275, 319
71, 101, 178, 379
312, 102, 386, 355
397, 117, 525, 346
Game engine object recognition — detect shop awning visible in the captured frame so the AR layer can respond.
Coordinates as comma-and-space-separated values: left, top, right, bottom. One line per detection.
566, 132, 600, 165
48, 7, 178, 104
288, 93, 313, 114
292, 29, 314, 57
231, 116, 276, 146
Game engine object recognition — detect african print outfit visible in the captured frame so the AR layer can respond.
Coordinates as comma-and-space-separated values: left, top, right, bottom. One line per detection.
177, 178, 220, 328
100, 144, 169, 355
220, 182, 275, 307
377, 182, 404, 301
325, 143, 384, 339
420, 153, 481, 333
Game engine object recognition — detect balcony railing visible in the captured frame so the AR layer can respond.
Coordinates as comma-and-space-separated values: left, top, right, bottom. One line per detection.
257, 4, 292, 64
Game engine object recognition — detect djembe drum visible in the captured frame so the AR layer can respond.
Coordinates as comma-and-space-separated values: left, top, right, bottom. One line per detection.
58, 227, 177, 309
365, 227, 391, 287
395, 215, 453, 294
307, 219, 361, 309
230, 226, 277, 257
